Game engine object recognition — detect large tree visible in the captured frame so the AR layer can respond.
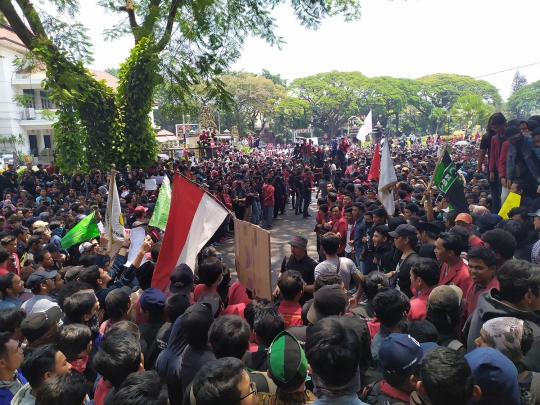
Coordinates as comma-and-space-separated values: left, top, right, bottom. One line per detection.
289, 71, 367, 137
0, 0, 360, 171
450, 94, 494, 129
507, 79, 540, 120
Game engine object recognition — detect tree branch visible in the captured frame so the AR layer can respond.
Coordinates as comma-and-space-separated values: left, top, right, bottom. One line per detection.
14, 0, 46, 38
119, 0, 139, 37
0, 0, 35, 47
156, 0, 179, 52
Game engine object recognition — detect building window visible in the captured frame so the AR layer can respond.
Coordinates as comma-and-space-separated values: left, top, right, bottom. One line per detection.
40, 91, 55, 109
22, 89, 36, 109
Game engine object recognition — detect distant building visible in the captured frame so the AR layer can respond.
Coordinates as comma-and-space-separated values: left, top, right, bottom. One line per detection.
0, 24, 119, 161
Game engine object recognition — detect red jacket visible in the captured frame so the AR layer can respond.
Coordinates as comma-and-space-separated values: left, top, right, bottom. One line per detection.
489, 135, 505, 174
407, 286, 436, 321
262, 183, 275, 206
498, 141, 509, 179
330, 217, 348, 254
439, 259, 472, 297
464, 277, 500, 319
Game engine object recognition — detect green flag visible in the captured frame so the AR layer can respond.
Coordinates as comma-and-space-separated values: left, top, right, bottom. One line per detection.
433, 148, 468, 213
148, 175, 172, 230
61, 212, 100, 250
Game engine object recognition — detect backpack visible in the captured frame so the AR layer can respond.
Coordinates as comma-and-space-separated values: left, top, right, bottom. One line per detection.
360, 381, 408, 405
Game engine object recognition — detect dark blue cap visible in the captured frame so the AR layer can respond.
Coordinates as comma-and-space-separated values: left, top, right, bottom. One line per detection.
378, 333, 434, 376
140, 287, 166, 314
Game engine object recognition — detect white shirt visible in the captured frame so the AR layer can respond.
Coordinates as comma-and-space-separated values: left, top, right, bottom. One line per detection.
314, 258, 359, 290
345, 224, 353, 253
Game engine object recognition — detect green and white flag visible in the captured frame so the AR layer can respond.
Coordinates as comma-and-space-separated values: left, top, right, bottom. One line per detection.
433, 147, 468, 213
149, 175, 172, 230
60, 212, 100, 250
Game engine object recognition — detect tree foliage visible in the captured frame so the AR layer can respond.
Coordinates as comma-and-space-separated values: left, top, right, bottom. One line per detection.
450, 94, 494, 128
510, 70, 528, 96
507, 79, 540, 120
0, 0, 361, 171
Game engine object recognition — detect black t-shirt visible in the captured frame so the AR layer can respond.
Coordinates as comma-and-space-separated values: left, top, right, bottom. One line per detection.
281, 254, 318, 304
480, 133, 493, 151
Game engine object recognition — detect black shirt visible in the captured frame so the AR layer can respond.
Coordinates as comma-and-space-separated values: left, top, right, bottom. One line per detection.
280, 254, 318, 304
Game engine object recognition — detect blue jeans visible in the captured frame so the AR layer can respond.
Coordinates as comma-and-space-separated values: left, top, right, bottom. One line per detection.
264, 205, 274, 226
295, 195, 303, 214
251, 201, 261, 224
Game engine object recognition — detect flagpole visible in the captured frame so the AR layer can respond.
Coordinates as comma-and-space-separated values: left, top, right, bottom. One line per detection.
421, 142, 448, 205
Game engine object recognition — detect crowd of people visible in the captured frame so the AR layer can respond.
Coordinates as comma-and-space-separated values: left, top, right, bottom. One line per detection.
0, 111, 538, 405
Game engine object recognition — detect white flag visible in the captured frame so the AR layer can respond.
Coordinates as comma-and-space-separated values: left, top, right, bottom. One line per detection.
378, 139, 397, 217
104, 172, 125, 250
357, 110, 373, 142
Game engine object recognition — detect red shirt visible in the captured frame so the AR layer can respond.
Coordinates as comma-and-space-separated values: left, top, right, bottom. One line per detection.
439, 259, 472, 297
379, 381, 411, 403
469, 235, 484, 248
193, 284, 217, 302
94, 379, 113, 405
278, 301, 303, 329
464, 277, 500, 319
407, 286, 436, 321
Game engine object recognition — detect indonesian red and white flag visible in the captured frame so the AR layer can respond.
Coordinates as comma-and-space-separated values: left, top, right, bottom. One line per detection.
151, 175, 229, 291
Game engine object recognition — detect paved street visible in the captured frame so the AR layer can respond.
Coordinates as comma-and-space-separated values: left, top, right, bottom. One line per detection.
217, 192, 319, 289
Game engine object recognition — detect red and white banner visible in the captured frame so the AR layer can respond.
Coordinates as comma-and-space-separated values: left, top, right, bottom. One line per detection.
151, 175, 229, 291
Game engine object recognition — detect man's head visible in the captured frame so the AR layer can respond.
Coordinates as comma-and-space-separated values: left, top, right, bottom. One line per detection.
192, 357, 258, 405
0, 331, 24, 373
93, 329, 142, 388
0, 273, 25, 299
404, 203, 419, 219
373, 289, 410, 329
434, 233, 462, 263
35, 373, 88, 405
410, 258, 440, 291
467, 247, 497, 287
20, 343, 72, 390
267, 330, 309, 392
305, 316, 361, 390
63, 290, 100, 324
481, 229, 516, 266
181, 302, 215, 349
455, 213, 473, 230
529, 209, 540, 231
288, 234, 307, 259
496, 260, 540, 312
417, 347, 481, 405
277, 270, 304, 302
34, 249, 55, 270
79, 265, 111, 289
209, 314, 250, 359
307, 284, 347, 324
320, 232, 340, 256
139, 288, 166, 320
112, 370, 168, 405
57, 324, 93, 362
27, 270, 58, 295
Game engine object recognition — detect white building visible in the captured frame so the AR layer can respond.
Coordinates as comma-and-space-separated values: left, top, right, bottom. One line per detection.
0, 24, 119, 163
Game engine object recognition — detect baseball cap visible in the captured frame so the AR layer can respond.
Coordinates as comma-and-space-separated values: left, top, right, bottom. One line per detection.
504, 126, 521, 141
528, 209, 540, 218
20, 306, 62, 343
169, 264, 194, 294
140, 287, 166, 314
199, 295, 221, 318
465, 347, 520, 405
180, 302, 214, 334
79, 242, 96, 254
134, 206, 148, 215
26, 270, 58, 289
378, 334, 428, 376
268, 330, 309, 392
389, 224, 418, 238
455, 213, 473, 224
307, 284, 347, 324
416, 222, 441, 235
428, 285, 463, 310
43, 243, 61, 253
105, 287, 132, 318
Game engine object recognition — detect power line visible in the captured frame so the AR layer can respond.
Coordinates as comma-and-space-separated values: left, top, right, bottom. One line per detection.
474, 62, 540, 79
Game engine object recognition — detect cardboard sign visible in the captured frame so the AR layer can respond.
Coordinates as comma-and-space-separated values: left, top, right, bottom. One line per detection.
498, 191, 521, 219
234, 218, 272, 300
145, 179, 157, 191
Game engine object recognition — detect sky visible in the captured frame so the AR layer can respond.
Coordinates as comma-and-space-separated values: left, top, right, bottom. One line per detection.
83, 0, 540, 101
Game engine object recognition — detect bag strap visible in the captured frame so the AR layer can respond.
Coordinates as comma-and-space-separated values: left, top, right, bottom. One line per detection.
336, 257, 341, 274
447, 339, 464, 351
